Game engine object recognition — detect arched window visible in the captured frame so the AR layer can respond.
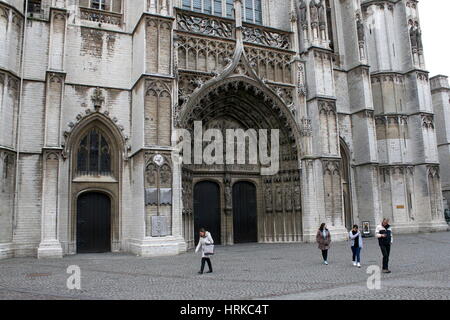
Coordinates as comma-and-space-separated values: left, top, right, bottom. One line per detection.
76, 129, 112, 176
182, 0, 263, 24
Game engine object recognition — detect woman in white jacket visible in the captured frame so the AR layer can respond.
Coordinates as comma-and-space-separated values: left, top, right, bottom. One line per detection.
349, 225, 363, 268
195, 228, 214, 274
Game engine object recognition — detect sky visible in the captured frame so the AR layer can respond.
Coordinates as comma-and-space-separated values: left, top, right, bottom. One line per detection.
420, 0, 450, 77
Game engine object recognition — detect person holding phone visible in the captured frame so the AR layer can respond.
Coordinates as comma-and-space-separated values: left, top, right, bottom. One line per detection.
375, 218, 393, 273
195, 228, 214, 274
349, 225, 363, 268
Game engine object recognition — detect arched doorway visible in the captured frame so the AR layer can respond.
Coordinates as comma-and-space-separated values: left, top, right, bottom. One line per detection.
66, 114, 125, 255
340, 140, 353, 230
76, 192, 111, 253
233, 181, 257, 243
194, 181, 221, 245
179, 77, 303, 245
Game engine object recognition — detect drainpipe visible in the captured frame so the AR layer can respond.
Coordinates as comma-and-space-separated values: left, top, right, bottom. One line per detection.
13, 0, 29, 234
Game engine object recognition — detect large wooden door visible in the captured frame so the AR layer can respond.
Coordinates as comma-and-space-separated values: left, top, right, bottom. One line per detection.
233, 182, 257, 243
77, 192, 111, 253
194, 181, 221, 245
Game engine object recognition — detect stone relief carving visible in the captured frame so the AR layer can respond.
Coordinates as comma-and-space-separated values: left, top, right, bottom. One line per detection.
80, 7, 122, 26
422, 114, 435, 129
91, 87, 105, 110
269, 84, 295, 108
242, 25, 291, 50
297, 62, 307, 96
145, 153, 173, 206
300, 118, 313, 137
182, 170, 193, 215
177, 11, 233, 38
178, 72, 214, 105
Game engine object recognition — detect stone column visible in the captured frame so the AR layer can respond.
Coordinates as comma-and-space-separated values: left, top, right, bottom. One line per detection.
48, 9, 67, 72
38, 151, 63, 258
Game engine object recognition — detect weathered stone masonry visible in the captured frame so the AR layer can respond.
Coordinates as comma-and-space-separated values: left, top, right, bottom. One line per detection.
0, 0, 447, 259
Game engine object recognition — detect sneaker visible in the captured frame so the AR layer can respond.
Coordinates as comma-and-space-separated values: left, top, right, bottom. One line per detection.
353, 261, 357, 267
357, 263, 361, 268
382, 269, 391, 274
324, 261, 328, 265
207, 270, 213, 273
198, 271, 203, 274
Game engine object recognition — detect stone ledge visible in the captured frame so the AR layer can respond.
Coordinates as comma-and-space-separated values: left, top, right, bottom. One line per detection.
128, 236, 187, 258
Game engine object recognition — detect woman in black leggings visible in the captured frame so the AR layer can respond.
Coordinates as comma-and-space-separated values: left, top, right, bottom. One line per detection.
316, 223, 332, 265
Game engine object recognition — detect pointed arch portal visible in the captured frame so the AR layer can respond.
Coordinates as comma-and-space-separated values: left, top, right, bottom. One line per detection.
178, 56, 304, 245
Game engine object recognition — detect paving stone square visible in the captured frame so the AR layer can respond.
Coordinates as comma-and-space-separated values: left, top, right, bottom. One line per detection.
0, 232, 449, 300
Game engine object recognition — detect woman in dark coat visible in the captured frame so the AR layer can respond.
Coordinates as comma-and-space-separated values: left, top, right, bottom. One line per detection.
316, 223, 332, 265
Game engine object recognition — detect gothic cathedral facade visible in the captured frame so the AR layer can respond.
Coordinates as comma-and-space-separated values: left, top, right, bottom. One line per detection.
0, 0, 448, 259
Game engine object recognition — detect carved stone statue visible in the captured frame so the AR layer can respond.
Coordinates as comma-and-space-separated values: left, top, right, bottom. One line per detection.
309, 0, 319, 24
317, 0, 326, 28
145, 163, 157, 187
265, 185, 272, 212
275, 185, 283, 211
285, 185, 293, 211
160, 164, 172, 186
225, 183, 232, 209
294, 185, 302, 211
416, 27, 423, 50
357, 19, 365, 42
410, 26, 418, 48
299, 0, 308, 26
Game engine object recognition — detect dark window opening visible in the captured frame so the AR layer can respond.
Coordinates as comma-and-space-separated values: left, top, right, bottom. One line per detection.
27, 0, 42, 15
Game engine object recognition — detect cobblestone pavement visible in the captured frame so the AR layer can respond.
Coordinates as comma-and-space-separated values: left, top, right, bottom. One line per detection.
0, 232, 449, 300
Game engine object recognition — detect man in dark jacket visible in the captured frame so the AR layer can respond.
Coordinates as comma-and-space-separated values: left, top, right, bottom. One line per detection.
375, 219, 393, 273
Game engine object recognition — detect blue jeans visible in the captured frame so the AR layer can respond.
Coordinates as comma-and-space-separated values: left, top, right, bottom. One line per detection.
351, 247, 361, 263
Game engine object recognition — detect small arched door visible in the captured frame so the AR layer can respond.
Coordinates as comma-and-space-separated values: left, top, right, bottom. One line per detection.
77, 192, 111, 253
194, 181, 221, 245
233, 182, 257, 243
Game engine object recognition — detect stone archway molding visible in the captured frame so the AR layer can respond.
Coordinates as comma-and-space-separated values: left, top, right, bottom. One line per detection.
63, 110, 129, 160
177, 40, 303, 163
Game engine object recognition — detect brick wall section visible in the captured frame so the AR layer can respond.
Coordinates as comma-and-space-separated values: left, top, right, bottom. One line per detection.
23, 20, 49, 80
13, 154, 42, 255
65, 26, 132, 89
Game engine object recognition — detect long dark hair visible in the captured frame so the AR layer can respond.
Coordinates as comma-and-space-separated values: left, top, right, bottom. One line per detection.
319, 223, 326, 231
